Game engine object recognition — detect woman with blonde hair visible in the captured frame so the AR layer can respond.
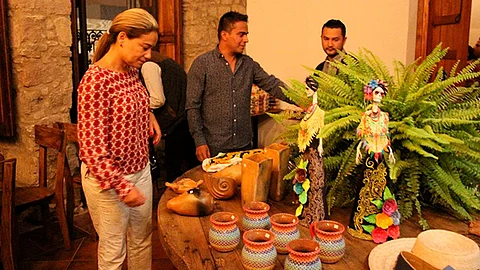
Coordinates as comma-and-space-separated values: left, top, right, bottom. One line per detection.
77, 8, 160, 269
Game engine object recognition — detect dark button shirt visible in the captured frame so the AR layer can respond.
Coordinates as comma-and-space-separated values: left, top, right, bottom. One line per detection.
186, 47, 288, 156
315, 51, 346, 74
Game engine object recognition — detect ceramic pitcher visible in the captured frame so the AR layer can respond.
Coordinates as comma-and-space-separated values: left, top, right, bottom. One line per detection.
242, 201, 271, 230
208, 212, 240, 252
310, 220, 345, 263
241, 229, 277, 270
285, 239, 322, 270
270, 213, 300, 254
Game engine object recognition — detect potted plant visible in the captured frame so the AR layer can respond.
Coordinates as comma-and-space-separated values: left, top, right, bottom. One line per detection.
270, 44, 480, 228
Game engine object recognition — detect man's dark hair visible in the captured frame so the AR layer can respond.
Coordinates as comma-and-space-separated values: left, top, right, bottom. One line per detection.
217, 11, 248, 41
322, 19, 346, 37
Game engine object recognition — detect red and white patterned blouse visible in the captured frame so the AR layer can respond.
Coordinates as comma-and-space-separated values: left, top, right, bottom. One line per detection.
77, 65, 150, 199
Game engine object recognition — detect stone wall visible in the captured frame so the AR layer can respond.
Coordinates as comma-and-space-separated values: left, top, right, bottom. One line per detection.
0, 0, 246, 185
182, 0, 246, 71
0, 0, 72, 186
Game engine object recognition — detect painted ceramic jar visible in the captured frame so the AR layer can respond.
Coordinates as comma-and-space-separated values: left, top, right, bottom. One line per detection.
208, 212, 240, 252
270, 213, 300, 254
241, 229, 277, 270
310, 220, 345, 263
285, 239, 322, 270
242, 201, 271, 231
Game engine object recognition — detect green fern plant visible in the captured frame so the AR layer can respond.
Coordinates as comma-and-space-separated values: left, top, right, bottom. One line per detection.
271, 44, 480, 229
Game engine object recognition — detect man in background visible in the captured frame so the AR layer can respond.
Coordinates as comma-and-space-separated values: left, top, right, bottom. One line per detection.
186, 11, 291, 162
316, 19, 348, 74
142, 51, 199, 181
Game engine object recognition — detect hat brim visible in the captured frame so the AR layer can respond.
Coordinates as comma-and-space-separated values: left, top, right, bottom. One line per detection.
368, 238, 416, 270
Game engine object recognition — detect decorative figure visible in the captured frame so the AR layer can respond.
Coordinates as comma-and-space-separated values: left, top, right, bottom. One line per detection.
165, 178, 203, 194
285, 77, 327, 227
348, 79, 400, 243
208, 212, 240, 252
166, 187, 214, 216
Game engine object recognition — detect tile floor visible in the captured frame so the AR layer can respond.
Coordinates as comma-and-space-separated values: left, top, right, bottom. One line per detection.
15, 184, 176, 270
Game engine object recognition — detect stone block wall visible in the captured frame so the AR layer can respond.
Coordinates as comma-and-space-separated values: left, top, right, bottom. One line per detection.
0, 0, 246, 185
182, 0, 246, 70
0, 0, 72, 186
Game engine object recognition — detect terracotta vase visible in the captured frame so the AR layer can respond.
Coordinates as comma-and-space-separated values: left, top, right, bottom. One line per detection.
270, 213, 300, 254
241, 153, 273, 206
242, 201, 271, 231
208, 212, 240, 252
241, 229, 277, 270
310, 220, 345, 263
263, 143, 290, 201
285, 239, 322, 270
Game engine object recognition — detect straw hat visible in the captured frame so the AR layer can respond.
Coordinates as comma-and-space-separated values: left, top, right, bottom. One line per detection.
368, 229, 480, 270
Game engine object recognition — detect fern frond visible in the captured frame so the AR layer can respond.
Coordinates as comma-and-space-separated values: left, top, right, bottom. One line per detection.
318, 115, 360, 140
282, 80, 312, 107
401, 140, 438, 159
324, 106, 364, 123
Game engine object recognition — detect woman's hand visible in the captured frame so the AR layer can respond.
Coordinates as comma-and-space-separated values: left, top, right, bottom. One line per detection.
123, 187, 147, 207
149, 112, 161, 145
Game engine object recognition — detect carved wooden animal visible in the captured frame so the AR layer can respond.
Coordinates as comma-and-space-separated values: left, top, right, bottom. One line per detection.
166, 188, 214, 216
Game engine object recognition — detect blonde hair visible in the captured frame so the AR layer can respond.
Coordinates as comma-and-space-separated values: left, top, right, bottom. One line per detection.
92, 8, 158, 63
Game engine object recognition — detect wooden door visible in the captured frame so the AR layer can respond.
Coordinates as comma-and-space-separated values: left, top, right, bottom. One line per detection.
156, 0, 183, 65
416, 0, 472, 72
0, 0, 14, 137
138, 0, 183, 65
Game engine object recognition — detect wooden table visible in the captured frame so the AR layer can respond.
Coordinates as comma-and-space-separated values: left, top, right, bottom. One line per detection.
157, 166, 478, 270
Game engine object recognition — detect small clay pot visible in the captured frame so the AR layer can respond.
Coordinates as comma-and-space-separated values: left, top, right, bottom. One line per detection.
285, 238, 322, 270
270, 213, 300, 254
242, 201, 271, 231
241, 229, 277, 270
208, 212, 240, 252
310, 220, 345, 263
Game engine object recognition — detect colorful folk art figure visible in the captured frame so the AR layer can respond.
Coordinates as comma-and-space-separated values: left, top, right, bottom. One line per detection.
289, 77, 327, 228
348, 79, 400, 243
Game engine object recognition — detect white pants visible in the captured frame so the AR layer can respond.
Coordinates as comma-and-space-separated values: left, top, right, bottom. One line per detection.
82, 163, 152, 270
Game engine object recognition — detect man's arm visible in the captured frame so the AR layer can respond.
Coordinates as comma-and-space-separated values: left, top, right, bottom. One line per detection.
186, 57, 211, 161
251, 60, 290, 103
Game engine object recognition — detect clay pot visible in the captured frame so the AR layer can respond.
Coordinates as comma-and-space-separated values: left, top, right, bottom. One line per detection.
242, 201, 271, 231
270, 213, 300, 254
285, 239, 322, 270
310, 220, 345, 263
208, 212, 240, 252
241, 229, 277, 270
